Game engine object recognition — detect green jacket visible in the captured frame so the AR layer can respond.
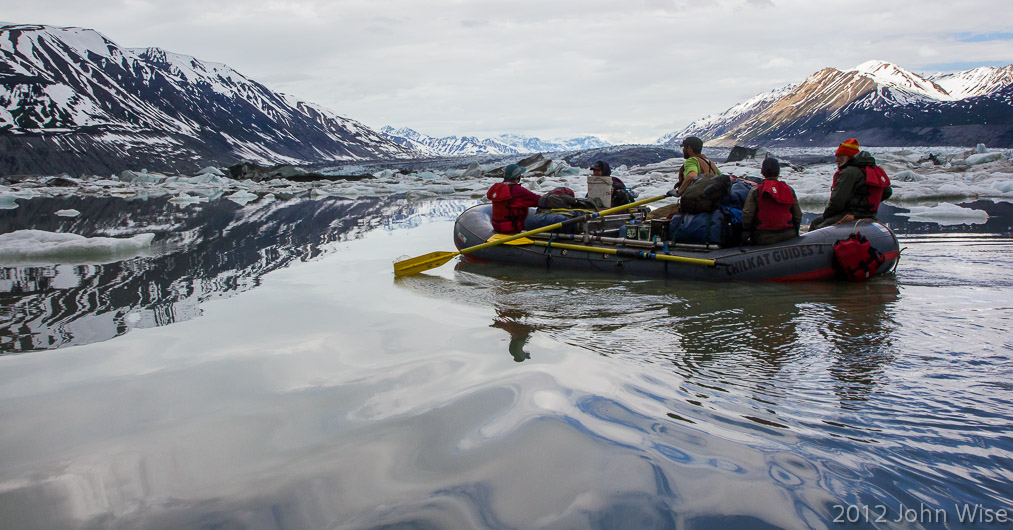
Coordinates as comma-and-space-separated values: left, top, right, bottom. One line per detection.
823, 151, 893, 220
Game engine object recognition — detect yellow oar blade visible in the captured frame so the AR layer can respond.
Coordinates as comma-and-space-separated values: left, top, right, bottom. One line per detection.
394, 251, 460, 277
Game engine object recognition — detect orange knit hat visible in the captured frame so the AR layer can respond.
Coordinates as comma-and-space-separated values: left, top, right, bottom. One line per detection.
835, 138, 860, 157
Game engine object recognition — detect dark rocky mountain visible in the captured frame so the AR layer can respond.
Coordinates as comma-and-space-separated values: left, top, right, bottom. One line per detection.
660, 60, 1013, 148
0, 23, 414, 176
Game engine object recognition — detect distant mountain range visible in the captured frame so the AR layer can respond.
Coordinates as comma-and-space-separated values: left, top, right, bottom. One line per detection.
4, 23, 1010, 177
0, 23, 414, 175
379, 127, 611, 157
659, 60, 1013, 148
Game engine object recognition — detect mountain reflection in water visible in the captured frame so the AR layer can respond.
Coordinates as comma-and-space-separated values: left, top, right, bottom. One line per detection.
0, 195, 469, 353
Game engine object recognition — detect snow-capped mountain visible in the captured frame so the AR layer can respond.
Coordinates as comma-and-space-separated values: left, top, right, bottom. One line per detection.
381, 126, 611, 157
380, 127, 519, 157
0, 23, 414, 175
930, 66, 1013, 100
494, 133, 612, 153
660, 61, 1013, 148
656, 83, 797, 146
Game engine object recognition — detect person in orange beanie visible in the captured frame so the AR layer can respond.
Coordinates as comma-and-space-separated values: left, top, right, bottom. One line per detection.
809, 138, 892, 230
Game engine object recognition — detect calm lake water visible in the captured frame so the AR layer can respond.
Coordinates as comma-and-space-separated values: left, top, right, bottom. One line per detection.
1, 196, 1012, 529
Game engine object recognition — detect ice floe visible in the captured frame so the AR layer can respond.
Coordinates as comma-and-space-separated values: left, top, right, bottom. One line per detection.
0, 230, 155, 265
1, 146, 1010, 211
893, 203, 990, 225
55, 209, 81, 217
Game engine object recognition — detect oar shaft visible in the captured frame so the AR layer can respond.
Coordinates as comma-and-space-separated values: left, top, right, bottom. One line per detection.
529, 240, 716, 266
530, 232, 659, 249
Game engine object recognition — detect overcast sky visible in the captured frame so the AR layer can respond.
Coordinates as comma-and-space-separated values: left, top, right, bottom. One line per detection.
6, 0, 1012, 143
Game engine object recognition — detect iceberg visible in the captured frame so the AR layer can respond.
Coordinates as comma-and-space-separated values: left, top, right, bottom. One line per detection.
168, 193, 207, 205
197, 166, 226, 177
894, 203, 989, 225
0, 230, 155, 265
55, 209, 81, 217
226, 190, 259, 205
0, 195, 18, 210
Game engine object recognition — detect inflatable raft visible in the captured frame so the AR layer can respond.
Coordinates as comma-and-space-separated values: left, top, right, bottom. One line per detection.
453, 204, 900, 281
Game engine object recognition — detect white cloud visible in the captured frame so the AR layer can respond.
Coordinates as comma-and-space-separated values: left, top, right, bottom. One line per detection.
4, 0, 1011, 143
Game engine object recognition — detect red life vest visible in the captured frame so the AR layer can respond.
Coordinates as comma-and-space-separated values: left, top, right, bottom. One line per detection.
863, 166, 891, 212
833, 232, 885, 281
831, 165, 891, 212
755, 180, 796, 231
487, 182, 526, 233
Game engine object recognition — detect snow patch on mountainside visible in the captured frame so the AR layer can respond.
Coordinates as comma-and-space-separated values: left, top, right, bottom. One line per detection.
851, 60, 953, 101
930, 65, 1013, 99
380, 127, 611, 157
656, 60, 1013, 148
658, 83, 796, 145
0, 23, 414, 174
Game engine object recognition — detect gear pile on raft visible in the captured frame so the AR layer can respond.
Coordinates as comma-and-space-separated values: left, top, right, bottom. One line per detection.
451, 137, 899, 282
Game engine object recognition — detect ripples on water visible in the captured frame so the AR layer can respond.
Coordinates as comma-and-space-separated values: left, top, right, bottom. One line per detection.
1, 196, 1012, 529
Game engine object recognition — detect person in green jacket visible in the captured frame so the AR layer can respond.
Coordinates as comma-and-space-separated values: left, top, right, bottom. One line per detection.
810, 138, 893, 231
671, 136, 721, 197
648, 136, 723, 219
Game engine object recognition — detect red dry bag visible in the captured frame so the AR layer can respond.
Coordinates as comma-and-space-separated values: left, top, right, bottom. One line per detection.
833, 232, 885, 281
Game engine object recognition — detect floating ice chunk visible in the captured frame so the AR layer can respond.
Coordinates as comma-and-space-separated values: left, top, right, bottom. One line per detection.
164, 174, 228, 186
461, 163, 483, 178
936, 183, 972, 197
966, 152, 1002, 165
197, 166, 226, 177
892, 170, 924, 182
974, 143, 988, 154
896, 203, 989, 225
991, 180, 1013, 194
168, 193, 206, 205
185, 188, 224, 200
373, 169, 397, 179
226, 190, 258, 205
0, 197, 18, 209
120, 170, 165, 184
55, 209, 81, 217
0, 230, 155, 265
